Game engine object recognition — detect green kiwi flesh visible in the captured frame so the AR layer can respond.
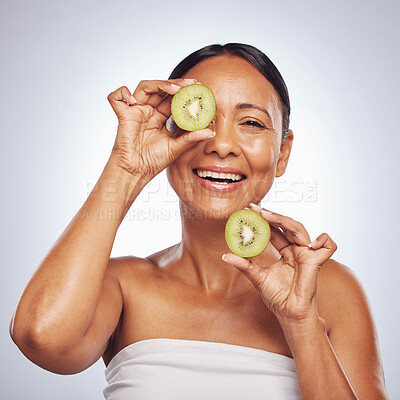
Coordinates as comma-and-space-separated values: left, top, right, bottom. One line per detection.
171, 84, 216, 131
225, 209, 271, 258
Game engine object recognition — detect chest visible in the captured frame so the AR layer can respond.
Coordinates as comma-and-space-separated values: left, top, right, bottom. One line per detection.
107, 274, 293, 362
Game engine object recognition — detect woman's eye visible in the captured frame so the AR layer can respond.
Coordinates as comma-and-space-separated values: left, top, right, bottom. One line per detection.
243, 120, 266, 128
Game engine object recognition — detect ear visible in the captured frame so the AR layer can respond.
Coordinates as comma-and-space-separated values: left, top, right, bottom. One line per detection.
275, 129, 294, 178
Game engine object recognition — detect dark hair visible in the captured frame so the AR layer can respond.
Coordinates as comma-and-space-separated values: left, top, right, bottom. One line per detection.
169, 43, 291, 142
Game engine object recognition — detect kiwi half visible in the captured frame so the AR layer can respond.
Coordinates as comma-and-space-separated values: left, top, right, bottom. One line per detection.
225, 209, 271, 258
171, 84, 216, 131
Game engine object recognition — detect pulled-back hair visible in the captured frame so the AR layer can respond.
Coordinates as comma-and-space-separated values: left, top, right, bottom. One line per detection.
169, 43, 291, 141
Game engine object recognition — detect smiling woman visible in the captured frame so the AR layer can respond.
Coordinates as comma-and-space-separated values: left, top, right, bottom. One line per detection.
9, 43, 389, 400
166, 50, 291, 213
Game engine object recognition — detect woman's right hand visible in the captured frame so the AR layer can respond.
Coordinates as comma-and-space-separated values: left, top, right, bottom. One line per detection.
107, 79, 215, 180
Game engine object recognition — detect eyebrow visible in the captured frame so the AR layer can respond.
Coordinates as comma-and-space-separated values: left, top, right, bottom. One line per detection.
235, 103, 273, 123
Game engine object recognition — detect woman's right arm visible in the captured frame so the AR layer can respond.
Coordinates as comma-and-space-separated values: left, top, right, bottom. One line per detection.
9, 80, 214, 374
10, 156, 146, 374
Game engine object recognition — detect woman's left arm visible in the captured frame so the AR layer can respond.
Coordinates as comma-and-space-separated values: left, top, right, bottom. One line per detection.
280, 261, 389, 400
222, 204, 389, 400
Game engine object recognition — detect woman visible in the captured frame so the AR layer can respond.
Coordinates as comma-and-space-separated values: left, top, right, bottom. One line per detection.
10, 43, 388, 399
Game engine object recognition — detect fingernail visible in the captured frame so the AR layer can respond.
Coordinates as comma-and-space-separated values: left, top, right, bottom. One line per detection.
250, 203, 261, 211
222, 254, 227, 262
183, 78, 197, 82
130, 95, 137, 104
308, 240, 317, 248
207, 130, 216, 137
171, 84, 181, 89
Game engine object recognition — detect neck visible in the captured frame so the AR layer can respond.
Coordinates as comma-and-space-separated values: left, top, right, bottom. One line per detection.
177, 202, 281, 297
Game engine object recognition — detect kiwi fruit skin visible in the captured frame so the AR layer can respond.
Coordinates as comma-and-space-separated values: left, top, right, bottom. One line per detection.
225, 209, 271, 258
171, 84, 216, 131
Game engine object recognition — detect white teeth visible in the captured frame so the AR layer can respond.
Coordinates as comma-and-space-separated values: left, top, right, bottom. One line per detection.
195, 169, 244, 181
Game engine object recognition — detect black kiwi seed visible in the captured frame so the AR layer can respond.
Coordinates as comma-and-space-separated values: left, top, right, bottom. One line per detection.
171, 84, 216, 131
225, 209, 271, 258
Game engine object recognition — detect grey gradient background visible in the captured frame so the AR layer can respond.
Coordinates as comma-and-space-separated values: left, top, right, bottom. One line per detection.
1, 0, 399, 398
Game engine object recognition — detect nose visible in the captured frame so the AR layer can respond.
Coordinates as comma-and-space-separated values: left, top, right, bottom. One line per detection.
203, 118, 241, 158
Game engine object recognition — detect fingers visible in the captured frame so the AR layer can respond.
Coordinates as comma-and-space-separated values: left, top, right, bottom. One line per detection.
249, 203, 311, 246
268, 224, 292, 252
132, 78, 199, 108
107, 86, 137, 116
156, 95, 174, 119
245, 204, 290, 252
107, 79, 200, 118
222, 253, 267, 292
308, 232, 338, 260
154, 78, 202, 117
167, 128, 216, 159
133, 80, 179, 107
248, 204, 338, 267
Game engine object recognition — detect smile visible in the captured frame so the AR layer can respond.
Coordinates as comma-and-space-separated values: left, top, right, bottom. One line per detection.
193, 169, 245, 183
192, 169, 247, 192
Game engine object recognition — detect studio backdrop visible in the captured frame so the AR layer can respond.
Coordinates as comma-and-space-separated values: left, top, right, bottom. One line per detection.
1, 0, 398, 399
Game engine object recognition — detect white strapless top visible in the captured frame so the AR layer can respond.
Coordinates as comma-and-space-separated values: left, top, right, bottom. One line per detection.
103, 338, 300, 399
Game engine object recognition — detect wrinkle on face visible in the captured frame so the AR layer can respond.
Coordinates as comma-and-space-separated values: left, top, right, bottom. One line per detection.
167, 54, 288, 217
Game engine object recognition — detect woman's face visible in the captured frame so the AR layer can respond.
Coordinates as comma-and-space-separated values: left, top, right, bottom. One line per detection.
167, 55, 293, 219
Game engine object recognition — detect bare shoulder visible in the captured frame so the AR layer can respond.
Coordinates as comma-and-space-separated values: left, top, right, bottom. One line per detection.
316, 258, 389, 399
106, 254, 159, 287
108, 255, 154, 274
317, 258, 373, 333
317, 257, 366, 300
107, 244, 179, 286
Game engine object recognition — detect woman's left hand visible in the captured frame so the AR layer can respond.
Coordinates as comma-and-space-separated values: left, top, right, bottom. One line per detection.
222, 203, 338, 323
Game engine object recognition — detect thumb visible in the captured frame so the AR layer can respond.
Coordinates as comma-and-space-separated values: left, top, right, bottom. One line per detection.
169, 129, 216, 158
222, 253, 267, 293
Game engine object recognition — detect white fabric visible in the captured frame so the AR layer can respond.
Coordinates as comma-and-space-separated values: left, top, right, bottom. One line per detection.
103, 338, 301, 400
